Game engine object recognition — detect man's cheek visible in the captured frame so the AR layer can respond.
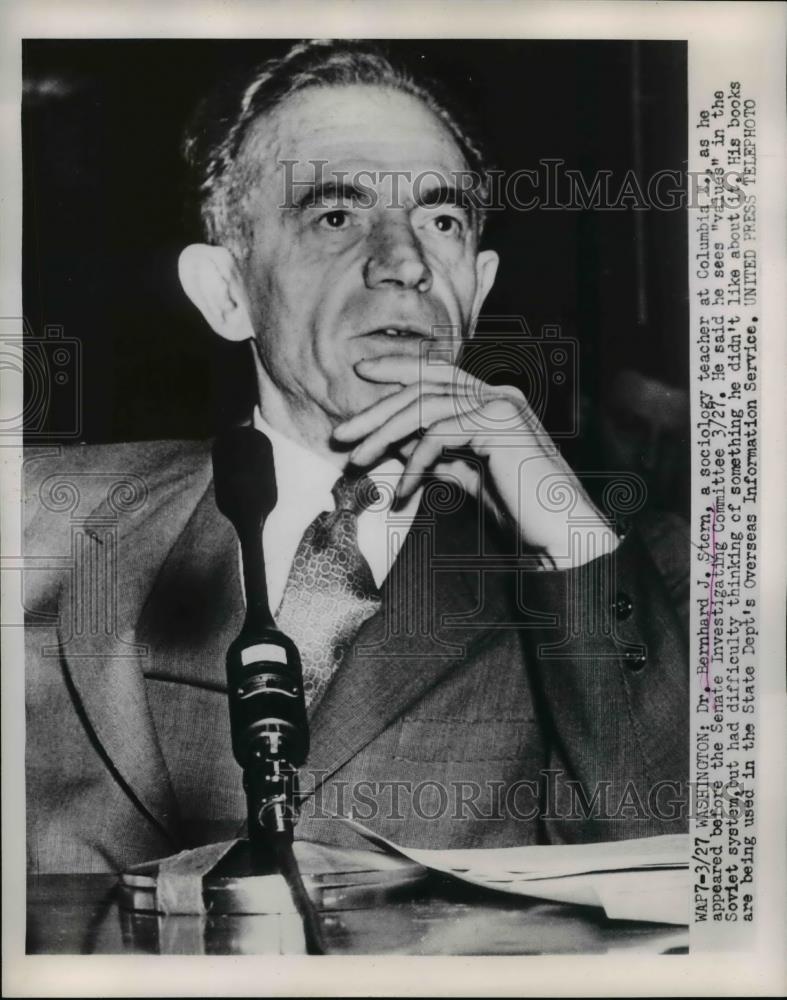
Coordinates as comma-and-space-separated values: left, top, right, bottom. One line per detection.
432, 271, 475, 334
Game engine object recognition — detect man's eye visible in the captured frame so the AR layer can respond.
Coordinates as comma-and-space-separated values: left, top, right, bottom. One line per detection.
319, 210, 351, 230
432, 214, 463, 235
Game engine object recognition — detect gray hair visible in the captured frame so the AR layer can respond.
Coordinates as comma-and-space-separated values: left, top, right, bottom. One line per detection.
182, 40, 490, 257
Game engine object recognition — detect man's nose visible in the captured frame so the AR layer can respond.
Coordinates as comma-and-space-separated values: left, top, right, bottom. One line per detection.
363, 219, 433, 292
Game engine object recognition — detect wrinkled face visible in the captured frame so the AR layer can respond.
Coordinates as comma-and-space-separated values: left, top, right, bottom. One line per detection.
234, 84, 495, 435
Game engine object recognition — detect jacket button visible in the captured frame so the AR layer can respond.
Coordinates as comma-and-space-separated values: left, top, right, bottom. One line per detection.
613, 592, 634, 620
624, 649, 647, 671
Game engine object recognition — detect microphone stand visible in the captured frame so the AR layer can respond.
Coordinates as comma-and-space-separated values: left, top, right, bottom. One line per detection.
117, 427, 425, 953
117, 428, 324, 954
213, 427, 324, 953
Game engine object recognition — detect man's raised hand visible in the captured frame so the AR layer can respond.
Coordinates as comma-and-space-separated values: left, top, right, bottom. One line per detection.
333, 354, 619, 567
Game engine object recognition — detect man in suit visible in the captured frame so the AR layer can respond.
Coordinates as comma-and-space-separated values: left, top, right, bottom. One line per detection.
25, 40, 689, 873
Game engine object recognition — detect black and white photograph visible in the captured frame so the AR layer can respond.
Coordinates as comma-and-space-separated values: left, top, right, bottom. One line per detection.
3, 1, 785, 995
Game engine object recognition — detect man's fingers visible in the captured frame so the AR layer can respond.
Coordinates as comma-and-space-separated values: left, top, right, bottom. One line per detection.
347, 393, 461, 466
397, 438, 420, 461
354, 354, 477, 391
333, 383, 423, 442
334, 382, 477, 444
396, 416, 477, 499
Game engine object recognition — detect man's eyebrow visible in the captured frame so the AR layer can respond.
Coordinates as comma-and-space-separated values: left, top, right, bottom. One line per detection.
414, 182, 477, 220
294, 180, 370, 210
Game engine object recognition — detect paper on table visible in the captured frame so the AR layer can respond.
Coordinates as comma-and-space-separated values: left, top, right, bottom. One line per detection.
339, 818, 689, 925
594, 869, 689, 924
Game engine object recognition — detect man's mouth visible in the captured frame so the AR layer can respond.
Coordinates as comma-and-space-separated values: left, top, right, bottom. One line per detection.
362, 325, 431, 340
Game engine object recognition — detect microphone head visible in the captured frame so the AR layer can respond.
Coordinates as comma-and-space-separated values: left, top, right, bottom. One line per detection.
212, 426, 277, 531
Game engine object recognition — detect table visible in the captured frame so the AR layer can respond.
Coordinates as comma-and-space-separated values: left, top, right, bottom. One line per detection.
27, 874, 688, 956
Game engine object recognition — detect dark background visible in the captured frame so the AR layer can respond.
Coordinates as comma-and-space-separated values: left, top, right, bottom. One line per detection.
22, 39, 688, 475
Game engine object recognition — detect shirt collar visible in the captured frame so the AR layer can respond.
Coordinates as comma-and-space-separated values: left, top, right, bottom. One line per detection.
252, 406, 407, 511
253, 406, 339, 512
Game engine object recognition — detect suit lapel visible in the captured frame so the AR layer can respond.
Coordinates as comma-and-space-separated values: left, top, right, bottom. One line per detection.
59, 631, 182, 844
59, 447, 219, 845
134, 483, 244, 692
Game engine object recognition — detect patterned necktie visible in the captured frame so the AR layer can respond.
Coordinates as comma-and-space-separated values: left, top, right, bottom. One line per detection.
274, 473, 382, 711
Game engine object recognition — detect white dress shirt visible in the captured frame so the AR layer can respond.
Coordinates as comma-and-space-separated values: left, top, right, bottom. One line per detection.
252, 408, 422, 614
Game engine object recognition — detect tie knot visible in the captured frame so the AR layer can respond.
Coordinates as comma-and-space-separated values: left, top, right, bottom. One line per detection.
331, 473, 380, 515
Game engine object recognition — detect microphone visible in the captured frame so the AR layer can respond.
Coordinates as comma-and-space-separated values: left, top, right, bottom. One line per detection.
212, 426, 324, 954
212, 426, 309, 843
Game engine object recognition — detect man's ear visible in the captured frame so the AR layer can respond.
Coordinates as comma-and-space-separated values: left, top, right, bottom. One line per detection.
468, 248, 500, 337
178, 244, 255, 343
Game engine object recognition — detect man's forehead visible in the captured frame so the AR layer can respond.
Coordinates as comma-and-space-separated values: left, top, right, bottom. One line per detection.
244, 83, 470, 184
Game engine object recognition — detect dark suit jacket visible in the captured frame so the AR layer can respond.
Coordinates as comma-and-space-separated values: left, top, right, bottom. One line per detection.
24, 440, 690, 873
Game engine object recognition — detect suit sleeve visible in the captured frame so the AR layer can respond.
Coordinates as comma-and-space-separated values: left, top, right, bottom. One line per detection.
518, 515, 690, 843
